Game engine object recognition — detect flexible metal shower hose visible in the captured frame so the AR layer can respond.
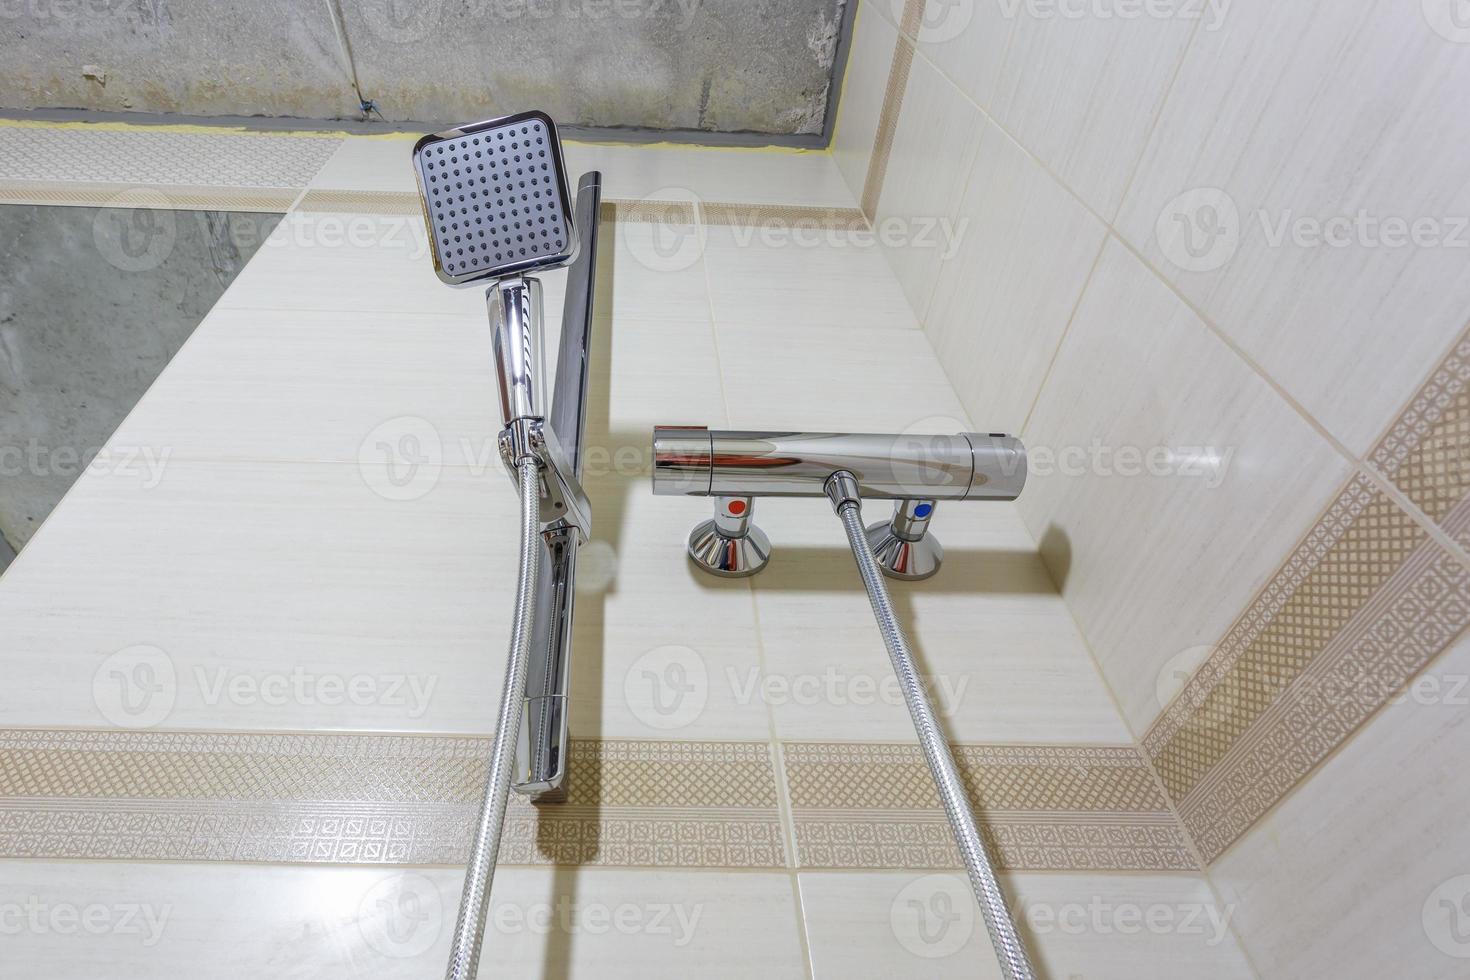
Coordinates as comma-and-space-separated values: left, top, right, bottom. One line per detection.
834, 496, 1035, 980
445, 458, 542, 980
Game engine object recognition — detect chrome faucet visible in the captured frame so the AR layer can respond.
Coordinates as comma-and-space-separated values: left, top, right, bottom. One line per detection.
651, 427, 1026, 579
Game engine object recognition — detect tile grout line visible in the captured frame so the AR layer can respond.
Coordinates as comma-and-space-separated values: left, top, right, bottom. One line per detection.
898, 33, 1470, 575
695, 220, 814, 979
1016, 234, 1108, 436
1015, 513, 1265, 979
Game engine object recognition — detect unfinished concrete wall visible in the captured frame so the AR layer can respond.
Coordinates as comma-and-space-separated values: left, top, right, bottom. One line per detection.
0, 0, 850, 139
0, 204, 280, 570
0, 1, 359, 119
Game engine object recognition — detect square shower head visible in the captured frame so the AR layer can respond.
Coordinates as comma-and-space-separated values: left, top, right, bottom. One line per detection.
411, 110, 577, 286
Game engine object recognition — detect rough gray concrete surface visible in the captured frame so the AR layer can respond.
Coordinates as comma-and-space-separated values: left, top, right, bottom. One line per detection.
0, 0, 359, 119
0, 0, 849, 137
342, 0, 848, 134
0, 204, 280, 569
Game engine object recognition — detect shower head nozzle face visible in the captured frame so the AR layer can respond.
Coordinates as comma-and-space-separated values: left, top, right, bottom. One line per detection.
412, 110, 576, 286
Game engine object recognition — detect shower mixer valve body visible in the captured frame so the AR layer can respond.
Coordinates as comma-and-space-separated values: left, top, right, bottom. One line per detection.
651, 427, 1027, 581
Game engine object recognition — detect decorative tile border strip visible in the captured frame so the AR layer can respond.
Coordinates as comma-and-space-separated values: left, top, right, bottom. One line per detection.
0, 179, 300, 213
0, 731, 786, 869
0, 730, 1206, 872
293, 191, 869, 232
296, 188, 423, 215
782, 742, 1198, 872
1371, 328, 1470, 548
1145, 325, 1470, 862
859, 0, 922, 220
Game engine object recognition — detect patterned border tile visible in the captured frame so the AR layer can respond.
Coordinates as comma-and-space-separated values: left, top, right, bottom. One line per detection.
1371, 328, 1470, 548
0, 731, 787, 869
0, 730, 1205, 872
1145, 328, 1470, 861
858, 1, 922, 220
782, 742, 1197, 872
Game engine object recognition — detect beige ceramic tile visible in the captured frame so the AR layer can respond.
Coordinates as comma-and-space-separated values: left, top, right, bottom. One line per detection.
911, 0, 1014, 116
702, 224, 919, 331
0, 861, 806, 979
107, 307, 505, 467
108, 305, 719, 470
926, 116, 1107, 434
800, 871, 1253, 979
715, 322, 968, 433
306, 136, 418, 193
571, 474, 771, 741
1115, 0, 1470, 454
980, 0, 1197, 219
1018, 239, 1355, 735
750, 496, 1131, 744
1210, 631, 1470, 979
0, 460, 526, 733
832, 2, 902, 201
873, 50, 983, 322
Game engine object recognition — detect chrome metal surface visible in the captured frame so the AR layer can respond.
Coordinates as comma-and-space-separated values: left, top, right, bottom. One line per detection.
488, 277, 548, 427
498, 419, 591, 541
827, 473, 1035, 980
687, 496, 770, 577
514, 171, 602, 801
866, 499, 942, 580
444, 459, 542, 980
417, 118, 599, 978
652, 429, 1026, 501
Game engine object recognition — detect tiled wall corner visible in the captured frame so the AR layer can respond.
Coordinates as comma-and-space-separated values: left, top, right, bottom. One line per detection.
1208, 631, 1470, 978
1018, 240, 1355, 735
1114, 0, 1470, 456
831, 1, 902, 204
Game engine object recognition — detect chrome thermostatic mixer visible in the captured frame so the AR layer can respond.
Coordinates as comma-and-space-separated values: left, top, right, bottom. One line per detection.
650, 427, 1029, 580
650, 423, 1037, 980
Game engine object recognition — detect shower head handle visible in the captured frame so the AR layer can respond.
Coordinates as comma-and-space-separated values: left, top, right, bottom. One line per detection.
488, 276, 547, 427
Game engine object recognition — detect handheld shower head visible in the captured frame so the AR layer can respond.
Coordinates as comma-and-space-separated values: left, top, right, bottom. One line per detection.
412, 110, 577, 286
413, 109, 578, 429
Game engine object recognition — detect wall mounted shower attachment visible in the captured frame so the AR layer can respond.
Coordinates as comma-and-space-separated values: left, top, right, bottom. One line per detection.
652, 428, 1025, 580
414, 110, 603, 980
